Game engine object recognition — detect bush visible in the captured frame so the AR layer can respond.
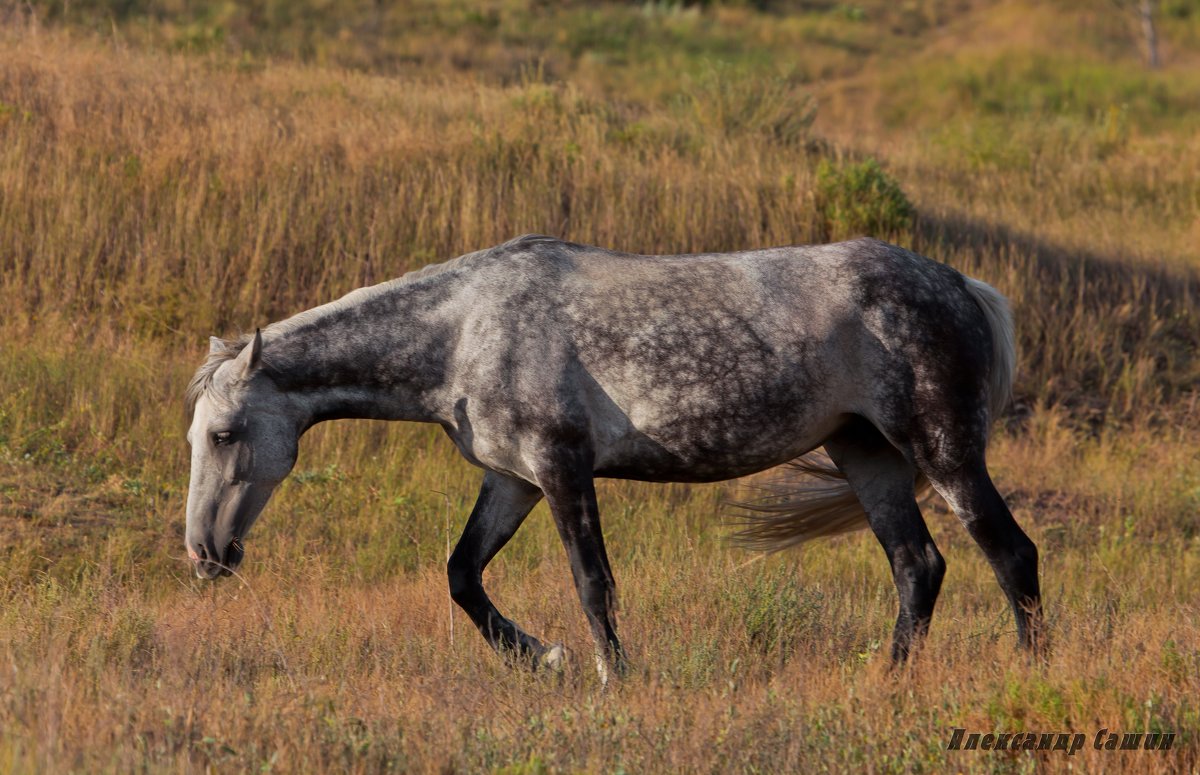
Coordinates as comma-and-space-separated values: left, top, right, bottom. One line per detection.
813, 157, 914, 239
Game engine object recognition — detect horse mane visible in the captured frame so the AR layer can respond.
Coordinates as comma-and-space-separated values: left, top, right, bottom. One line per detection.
185, 334, 251, 421
182, 256, 464, 422
184, 235, 557, 421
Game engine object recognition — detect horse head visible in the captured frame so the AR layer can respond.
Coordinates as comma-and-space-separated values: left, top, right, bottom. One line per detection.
184, 330, 299, 579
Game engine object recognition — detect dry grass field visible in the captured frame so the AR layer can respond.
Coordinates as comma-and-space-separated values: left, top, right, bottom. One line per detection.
1, 0, 1199, 772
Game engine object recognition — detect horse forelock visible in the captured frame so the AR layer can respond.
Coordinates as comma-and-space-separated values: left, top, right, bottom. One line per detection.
185, 335, 251, 421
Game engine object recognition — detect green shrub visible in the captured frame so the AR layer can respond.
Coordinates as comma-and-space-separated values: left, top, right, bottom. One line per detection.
814, 157, 914, 239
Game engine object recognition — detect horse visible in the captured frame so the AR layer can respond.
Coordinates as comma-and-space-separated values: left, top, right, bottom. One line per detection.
184, 234, 1042, 678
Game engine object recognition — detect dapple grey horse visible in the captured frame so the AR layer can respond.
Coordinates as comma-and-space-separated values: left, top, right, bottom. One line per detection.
185, 235, 1041, 677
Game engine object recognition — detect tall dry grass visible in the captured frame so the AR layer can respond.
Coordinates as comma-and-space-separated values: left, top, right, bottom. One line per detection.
1, 28, 1194, 424
0, 32, 824, 338
1, 2, 1199, 772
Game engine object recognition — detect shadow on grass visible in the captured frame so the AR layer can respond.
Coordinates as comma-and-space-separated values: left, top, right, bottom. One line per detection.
912, 210, 1199, 424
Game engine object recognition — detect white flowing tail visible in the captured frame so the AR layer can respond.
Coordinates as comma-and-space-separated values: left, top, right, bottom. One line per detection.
962, 276, 1017, 429
729, 275, 1016, 551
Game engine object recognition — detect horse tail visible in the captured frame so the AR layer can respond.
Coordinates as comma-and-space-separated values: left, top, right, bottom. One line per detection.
728, 454, 876, 550
961, 275, 1017, 428
730, 274, 1014, 552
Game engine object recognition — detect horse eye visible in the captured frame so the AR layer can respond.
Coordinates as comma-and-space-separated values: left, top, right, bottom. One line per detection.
212, 431, 234, 446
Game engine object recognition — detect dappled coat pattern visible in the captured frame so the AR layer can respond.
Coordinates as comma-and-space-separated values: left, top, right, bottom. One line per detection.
184, 235, 1041, 676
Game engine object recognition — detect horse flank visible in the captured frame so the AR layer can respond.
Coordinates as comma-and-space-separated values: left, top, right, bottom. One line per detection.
729, 275, 1016, 551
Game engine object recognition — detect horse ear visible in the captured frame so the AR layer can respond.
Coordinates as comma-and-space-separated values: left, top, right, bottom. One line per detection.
239, 329, 263, 377
209, 336, 227, 355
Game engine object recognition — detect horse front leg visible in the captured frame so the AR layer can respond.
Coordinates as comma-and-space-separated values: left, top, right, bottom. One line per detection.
447, 471, 564, 670
536, 456, 626, 685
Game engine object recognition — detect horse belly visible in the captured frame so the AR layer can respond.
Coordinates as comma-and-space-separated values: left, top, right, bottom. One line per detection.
589, 377, 847, 483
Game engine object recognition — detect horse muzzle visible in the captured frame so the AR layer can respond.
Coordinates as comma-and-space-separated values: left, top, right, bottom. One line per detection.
185, 479, 273, 580
188, 535, 246, 579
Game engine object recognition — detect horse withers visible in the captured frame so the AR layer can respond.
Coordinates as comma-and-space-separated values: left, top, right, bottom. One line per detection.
184, 235, 1042, 676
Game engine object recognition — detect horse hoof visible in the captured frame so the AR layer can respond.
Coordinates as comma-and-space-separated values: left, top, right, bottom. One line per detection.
541, 644, 565, 672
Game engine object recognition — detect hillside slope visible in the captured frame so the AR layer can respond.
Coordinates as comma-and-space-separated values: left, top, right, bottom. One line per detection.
1, 3, 1198, 772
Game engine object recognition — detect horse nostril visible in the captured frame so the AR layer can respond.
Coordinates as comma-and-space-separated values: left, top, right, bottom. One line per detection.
226, 538, 245, 568
189, 542, 221, 579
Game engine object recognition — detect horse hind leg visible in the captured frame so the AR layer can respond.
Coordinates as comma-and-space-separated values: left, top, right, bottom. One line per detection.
922, 454, 1043, 653
876, 391, 1043, 654
824, 418, 946, 663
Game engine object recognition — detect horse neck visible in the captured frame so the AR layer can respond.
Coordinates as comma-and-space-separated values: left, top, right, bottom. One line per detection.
264, 276, 457, 428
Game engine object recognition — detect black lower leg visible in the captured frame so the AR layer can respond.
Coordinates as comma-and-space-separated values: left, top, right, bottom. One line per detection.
883, 537, 946, 662
826, 421, 945, 664
447, 472, 553, 665
937, 464, 1042, 652
447, 570, 552, 661
572, 554, 625, 671
539, 462, 626, 676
